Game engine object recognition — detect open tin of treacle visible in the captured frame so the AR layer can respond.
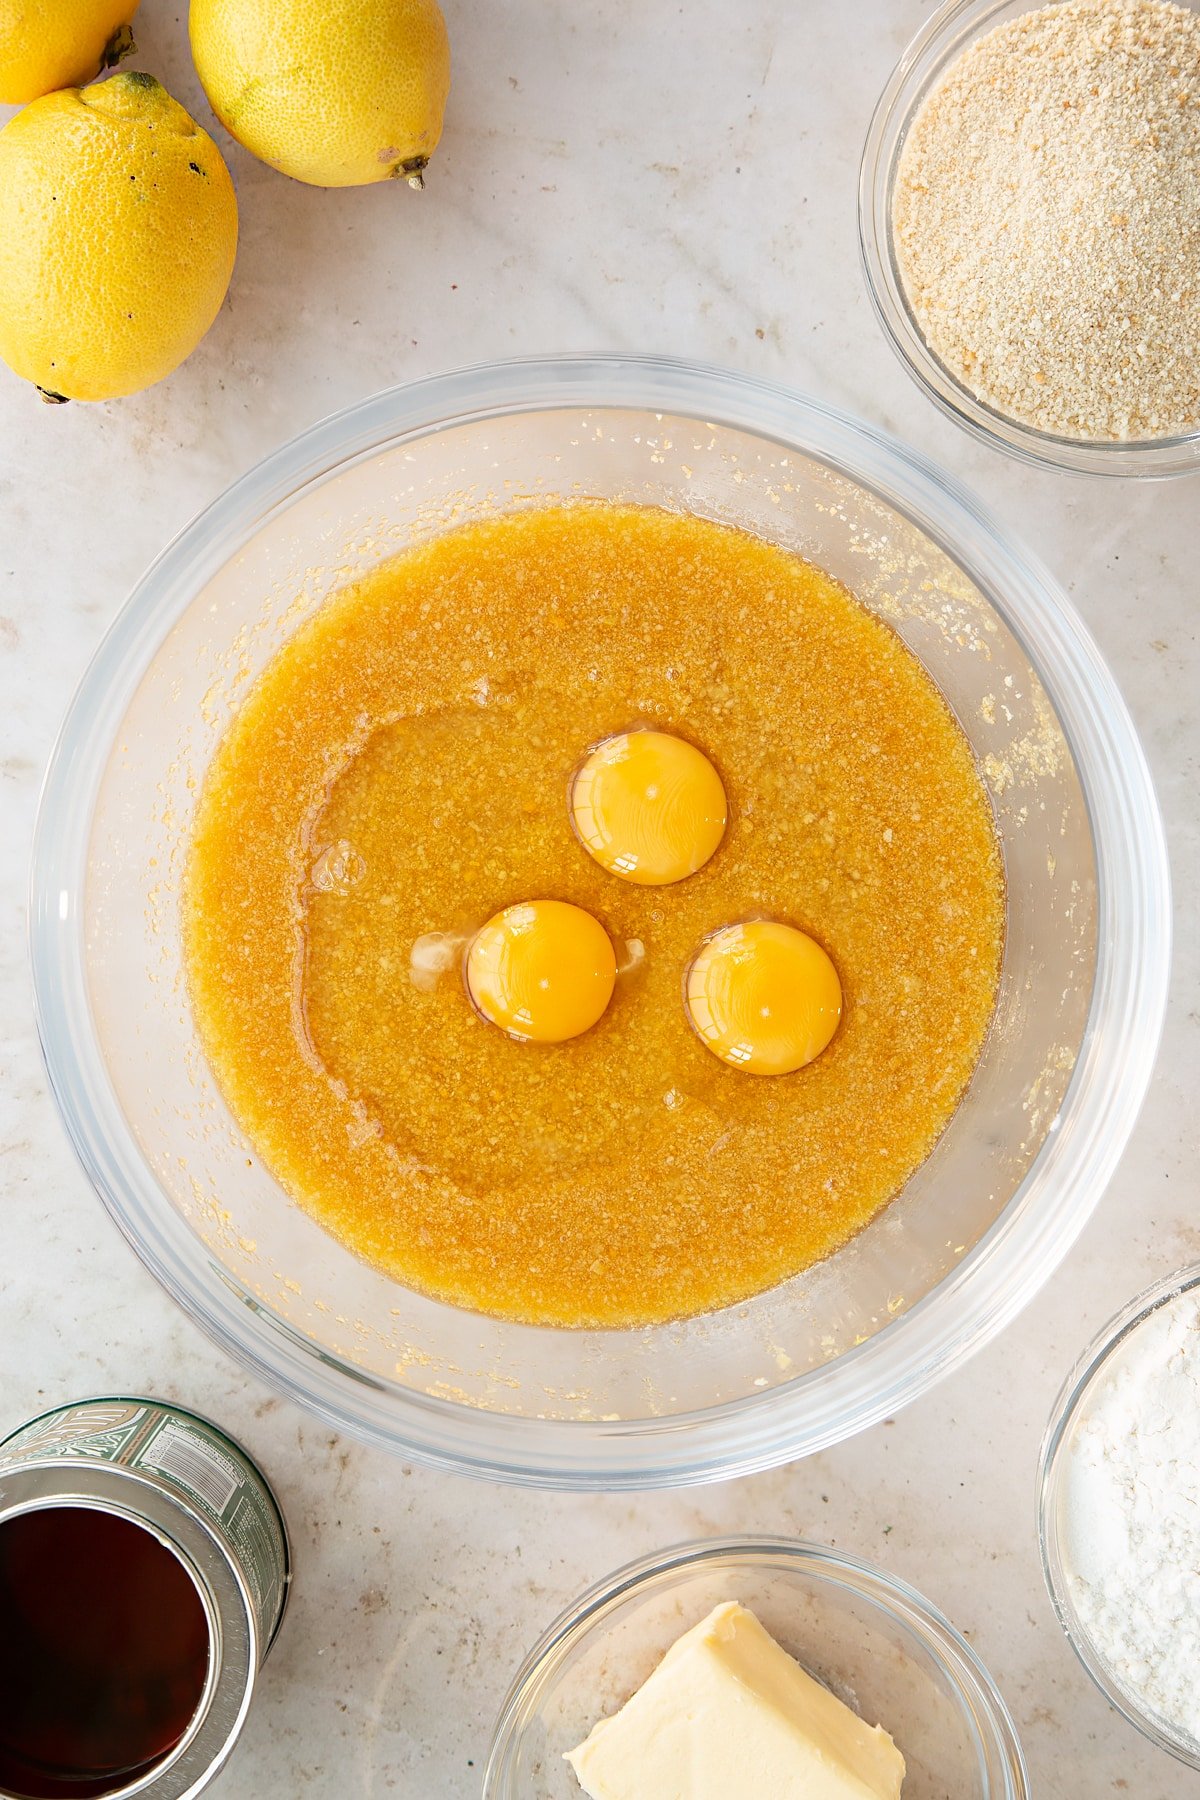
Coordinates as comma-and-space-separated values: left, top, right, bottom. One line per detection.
0, 1397, 291, 1799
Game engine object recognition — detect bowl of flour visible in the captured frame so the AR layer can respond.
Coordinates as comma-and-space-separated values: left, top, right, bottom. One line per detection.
1039, 1265, 1200, 1767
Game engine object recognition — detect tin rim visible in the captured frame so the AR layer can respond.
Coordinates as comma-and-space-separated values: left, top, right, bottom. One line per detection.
0, 1463, 257, 1800
0, 1397, 292, 1657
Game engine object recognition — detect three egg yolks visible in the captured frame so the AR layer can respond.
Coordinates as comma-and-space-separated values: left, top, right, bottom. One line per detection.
466, 732, 840, 1068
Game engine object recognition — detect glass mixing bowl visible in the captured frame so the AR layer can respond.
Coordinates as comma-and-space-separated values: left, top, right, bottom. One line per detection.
30, 354, 1169, 1489
484, 1537, 1029, 1798
859, 0, 1200, 478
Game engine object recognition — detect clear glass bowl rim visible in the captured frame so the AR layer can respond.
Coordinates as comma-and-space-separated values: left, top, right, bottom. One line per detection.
1038, 1262, 1200, 1769
29, 351, 1171, 1489
483, 1533, 1031, 1797
858, 0, 1200, 478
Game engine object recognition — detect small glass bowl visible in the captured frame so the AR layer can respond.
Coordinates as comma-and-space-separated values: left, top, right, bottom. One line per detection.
859, 0, 1200, 478
1039, 1264, 1200, 1769
484, 1537, 1029, 1798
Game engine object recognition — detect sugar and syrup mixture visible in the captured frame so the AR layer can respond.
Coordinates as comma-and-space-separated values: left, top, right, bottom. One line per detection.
185, 505, 1005, 1328
893, 0, 1200, 442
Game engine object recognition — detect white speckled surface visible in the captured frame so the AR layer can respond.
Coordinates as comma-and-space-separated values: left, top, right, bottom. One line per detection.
1, 4, 1197, 1795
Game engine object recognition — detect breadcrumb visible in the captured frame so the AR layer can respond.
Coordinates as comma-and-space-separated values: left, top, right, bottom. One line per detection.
893, 0, 1200, 441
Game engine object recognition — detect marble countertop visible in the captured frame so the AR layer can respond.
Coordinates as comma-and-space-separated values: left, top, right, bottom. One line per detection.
2, 3, 1197, 1795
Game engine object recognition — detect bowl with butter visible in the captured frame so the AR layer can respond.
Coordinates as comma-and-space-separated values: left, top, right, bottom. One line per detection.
484, 1536, 1029, 1798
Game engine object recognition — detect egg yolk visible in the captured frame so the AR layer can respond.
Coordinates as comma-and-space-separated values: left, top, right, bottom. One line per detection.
570, 729, 727, 886
465, 900, 617, 1043
684, 920, 843, 1075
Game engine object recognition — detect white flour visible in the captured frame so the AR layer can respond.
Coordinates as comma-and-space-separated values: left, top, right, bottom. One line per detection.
1061, 1288, 1200, 1744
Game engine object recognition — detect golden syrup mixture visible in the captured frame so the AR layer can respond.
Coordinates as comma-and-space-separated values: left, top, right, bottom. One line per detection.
185, 505, 1004, 1328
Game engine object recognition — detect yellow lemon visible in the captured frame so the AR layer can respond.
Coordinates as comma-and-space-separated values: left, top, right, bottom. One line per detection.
0, 0, 139, 105
0, 72, 237, 402
189, 0, 450, 189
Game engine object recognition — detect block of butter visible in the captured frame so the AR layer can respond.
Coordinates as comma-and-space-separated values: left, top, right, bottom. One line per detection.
565, 1600, 905, 1800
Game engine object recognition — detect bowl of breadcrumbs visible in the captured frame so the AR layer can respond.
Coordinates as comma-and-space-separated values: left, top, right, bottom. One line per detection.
860, 0, 1200, 475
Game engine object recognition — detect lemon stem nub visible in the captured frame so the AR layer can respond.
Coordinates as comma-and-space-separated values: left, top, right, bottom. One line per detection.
100, 25, 137, 72
398, 155, 428, 189
36, 387, 69, 405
